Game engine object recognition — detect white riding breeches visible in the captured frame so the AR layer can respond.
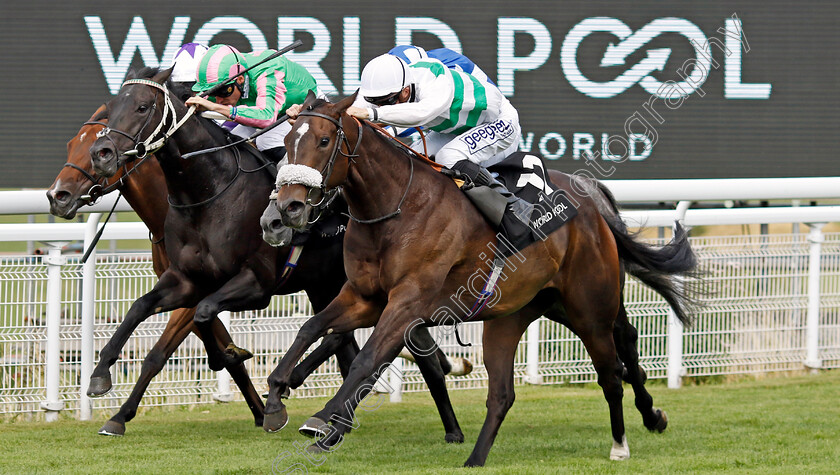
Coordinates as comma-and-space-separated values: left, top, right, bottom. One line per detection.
410, 99, 521, 169
229, 120, 292, 151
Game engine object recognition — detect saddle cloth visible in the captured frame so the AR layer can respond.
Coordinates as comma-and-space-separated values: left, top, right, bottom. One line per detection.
487, 152, 578, 256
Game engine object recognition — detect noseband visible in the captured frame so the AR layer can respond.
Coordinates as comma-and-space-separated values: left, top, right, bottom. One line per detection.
275, 109, 414, 225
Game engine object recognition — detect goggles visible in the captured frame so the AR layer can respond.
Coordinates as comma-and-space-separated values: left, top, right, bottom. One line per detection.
213, 83, 238, 98
364, 91, 401, 107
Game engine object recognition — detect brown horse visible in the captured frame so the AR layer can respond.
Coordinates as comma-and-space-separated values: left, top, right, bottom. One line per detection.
84, 68, 469, 443
266, 92, 698, 466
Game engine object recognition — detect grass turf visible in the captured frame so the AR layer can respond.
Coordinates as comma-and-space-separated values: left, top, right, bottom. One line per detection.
1, 372, 839, 474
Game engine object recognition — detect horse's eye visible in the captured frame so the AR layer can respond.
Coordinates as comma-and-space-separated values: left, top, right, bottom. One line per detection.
137, 104, 149, 113
319, 137, 330, 147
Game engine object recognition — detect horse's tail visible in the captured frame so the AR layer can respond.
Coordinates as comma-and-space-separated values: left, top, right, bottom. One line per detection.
604, 215, 699, 326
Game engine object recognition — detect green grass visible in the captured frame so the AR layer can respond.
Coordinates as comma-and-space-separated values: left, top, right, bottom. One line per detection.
2, 372, 839, 474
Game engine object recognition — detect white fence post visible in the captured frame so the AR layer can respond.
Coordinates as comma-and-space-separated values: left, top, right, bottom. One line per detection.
525, 318, 543, 384
213, 311, 234, 402
389, 357, 404, 403
79, 214, 101, 420
804, 223, 825, 370
41, 242, 68, 421
667, 201, 691, 389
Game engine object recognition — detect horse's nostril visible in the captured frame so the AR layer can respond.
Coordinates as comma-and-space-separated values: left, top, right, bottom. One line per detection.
285, 201, 304, 216
98, 149, 110, 158
54, 191, 70, 204
270, 219, 284, 231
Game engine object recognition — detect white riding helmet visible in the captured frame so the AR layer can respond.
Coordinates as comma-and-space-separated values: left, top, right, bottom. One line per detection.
359, 54, 410, 99
169, 43, 209, 83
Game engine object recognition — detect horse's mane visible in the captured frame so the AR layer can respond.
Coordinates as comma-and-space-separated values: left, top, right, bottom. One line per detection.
132, 67, 160, 80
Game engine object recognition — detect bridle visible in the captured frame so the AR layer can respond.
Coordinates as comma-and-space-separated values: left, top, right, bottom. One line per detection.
96, 78, 195, 161
65, 120, 153, 205
274, 108, 413, 225
96, 78, 254, 209
272, 109, 360, 224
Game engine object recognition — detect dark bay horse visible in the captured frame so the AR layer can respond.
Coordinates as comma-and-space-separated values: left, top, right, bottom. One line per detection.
86, 68, 467, 443
48, 104, 265, 436
267, 93, 698, 466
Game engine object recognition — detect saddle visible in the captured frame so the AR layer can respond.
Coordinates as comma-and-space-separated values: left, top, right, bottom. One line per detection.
488, 152, 577, 255
443, 152, 577, 257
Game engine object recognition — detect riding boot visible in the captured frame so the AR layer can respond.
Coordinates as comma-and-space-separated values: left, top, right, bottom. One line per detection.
449, 160, 534, 247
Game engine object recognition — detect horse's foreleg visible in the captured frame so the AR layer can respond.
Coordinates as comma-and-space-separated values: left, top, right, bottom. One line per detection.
301, 311, 412, 453
89, 272, 197, 397
98, 308, 196, 436
264, 285, 380, 433
289, 332, 359, 388
464, 313, 533, 467
290, 289, 361, 387
406, 326, 464, 443
613, 301, 667, 433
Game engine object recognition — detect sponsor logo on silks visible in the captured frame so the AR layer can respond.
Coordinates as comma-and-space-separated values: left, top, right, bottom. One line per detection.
460, 119, 514, 153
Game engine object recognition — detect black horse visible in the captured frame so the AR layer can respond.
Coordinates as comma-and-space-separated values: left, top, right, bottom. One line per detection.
87, 67, 467, 442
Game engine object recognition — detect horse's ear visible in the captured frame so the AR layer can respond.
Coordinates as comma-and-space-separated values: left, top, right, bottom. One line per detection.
125, 68, 138, 81
153, 67, 173, 85
335, 90, 359, 112
305, 89, 317, 102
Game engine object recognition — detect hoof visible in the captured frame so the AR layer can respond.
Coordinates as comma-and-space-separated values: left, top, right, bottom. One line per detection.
445, 431, 464, 444
87, 375, 113, 398
306, 443, 327, 454
650, 408, 668, 433
224, 343, 254, 367
299, 416, 329, 438
263, 407, 289, 433
464, 457, 484, 468
609, 435, 630, 461
448, 357, 473, 377
98, 420, 126, 437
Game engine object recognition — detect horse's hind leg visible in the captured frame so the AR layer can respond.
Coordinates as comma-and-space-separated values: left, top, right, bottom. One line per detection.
614, 300, 667, 432
554, 290, 628, 460
406, 326, 464, 443
464, 312, 534, 467
208, 316, 265, 426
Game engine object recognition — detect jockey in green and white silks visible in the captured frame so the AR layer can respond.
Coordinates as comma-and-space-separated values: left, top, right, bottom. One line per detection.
350, 53, 520, 170
186, 44, 319, 161
346, 53, 531, 237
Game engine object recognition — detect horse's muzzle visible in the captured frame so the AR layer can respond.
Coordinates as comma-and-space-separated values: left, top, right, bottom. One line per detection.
46, 187, 79, 220
260, 203, 295, 247
276, 198, 309, 230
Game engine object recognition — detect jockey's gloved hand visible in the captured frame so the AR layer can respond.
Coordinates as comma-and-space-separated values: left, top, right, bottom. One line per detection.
450, 160, 494, 187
